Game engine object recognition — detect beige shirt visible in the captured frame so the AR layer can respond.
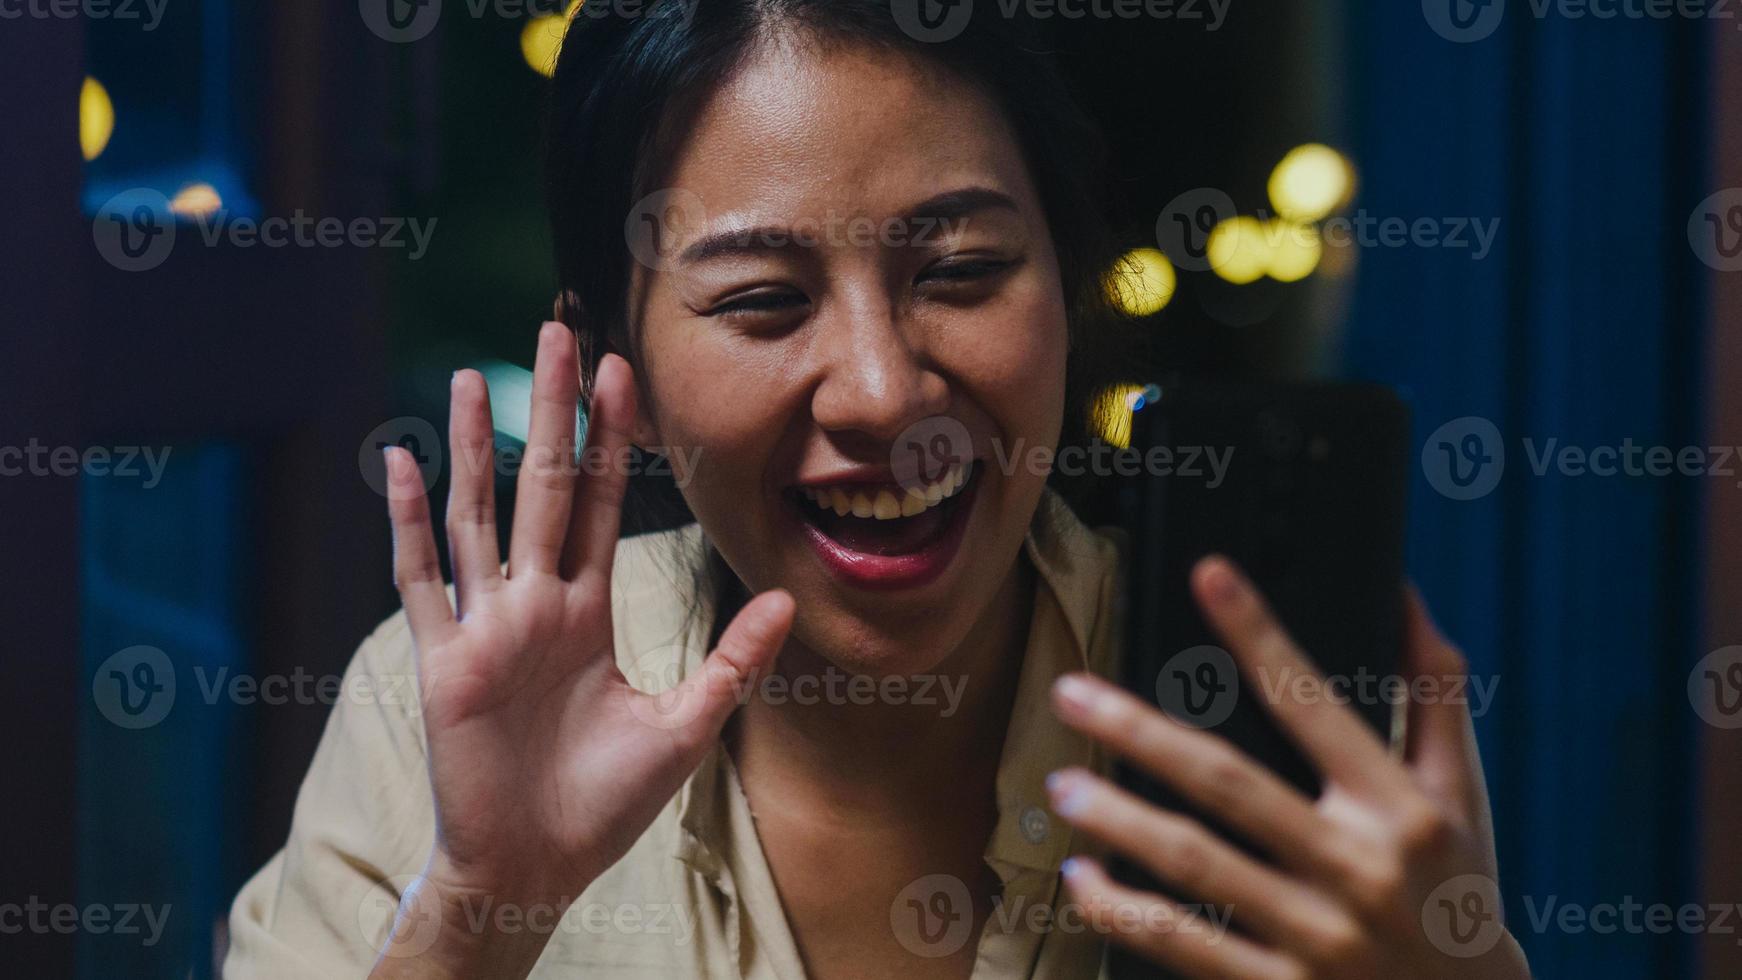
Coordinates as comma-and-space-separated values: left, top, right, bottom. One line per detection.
224, 490, 1125, 978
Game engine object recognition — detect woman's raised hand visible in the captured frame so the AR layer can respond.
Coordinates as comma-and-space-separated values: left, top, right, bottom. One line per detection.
1047, 559, 1530, 980
370, 323, 794, 978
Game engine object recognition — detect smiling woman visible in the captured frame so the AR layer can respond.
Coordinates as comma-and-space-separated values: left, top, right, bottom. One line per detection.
221, 2, 1529, 979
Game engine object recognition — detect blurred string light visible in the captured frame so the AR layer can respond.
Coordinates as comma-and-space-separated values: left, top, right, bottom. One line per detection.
1202, 143, 1352, 285
80, 76, 114, 162
522, 1, 582, 77
1090, 383, 1149, 449
1206, 215, 1270, 285
1263, 219, 1321, 282
1104, 247, 1175, 316
169, 182, 223, 218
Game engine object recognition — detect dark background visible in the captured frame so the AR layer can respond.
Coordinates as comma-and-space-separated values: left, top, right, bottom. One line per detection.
2, 1, 1739, 976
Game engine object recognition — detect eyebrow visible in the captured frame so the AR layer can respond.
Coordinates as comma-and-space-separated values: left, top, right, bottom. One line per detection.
674, 185, 1019, 266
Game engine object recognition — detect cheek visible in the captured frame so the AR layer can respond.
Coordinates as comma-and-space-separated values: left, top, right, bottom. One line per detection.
637, 328, 796, 504
950, 272, 1071, 449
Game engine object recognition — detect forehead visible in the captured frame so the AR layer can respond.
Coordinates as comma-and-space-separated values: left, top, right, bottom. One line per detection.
659, 34, 1039, 222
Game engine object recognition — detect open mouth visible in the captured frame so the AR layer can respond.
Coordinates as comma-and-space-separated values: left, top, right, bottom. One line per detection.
788, 462, 980, 590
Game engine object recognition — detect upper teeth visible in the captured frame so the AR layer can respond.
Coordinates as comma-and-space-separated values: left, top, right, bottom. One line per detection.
800, 463, 971, 521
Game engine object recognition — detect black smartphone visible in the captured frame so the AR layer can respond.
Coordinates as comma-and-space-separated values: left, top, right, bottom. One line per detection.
1106, 381, 1410, 977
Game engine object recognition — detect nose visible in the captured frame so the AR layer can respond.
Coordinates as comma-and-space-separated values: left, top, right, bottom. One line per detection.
807, 292, 949, 446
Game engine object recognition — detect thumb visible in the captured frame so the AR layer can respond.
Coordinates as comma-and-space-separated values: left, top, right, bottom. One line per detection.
673, 589, 794, 744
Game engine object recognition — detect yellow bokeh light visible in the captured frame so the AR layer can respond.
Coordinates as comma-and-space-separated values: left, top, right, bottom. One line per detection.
1104, 247, 1175, 316
521, 2, 583, 77
1264, 220, 1322, 282
1206, 216, 1269, 285
80, 77, 114, 162
169, 182, 223, 218
1091, 383, 1146, 450
521, 15, 566, 76
1267, 143, 1353, 223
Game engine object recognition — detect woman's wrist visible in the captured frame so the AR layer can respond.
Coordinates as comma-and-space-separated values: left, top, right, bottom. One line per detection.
366, 853, 588, 980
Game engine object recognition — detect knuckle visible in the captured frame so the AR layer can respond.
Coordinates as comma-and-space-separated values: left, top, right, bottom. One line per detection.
1152, 821, 1213, 888
1349, 856, 1408, 914
1302, 916, 1369, 970
1396, 803, 1453, 859
1193, 750, 1256, 811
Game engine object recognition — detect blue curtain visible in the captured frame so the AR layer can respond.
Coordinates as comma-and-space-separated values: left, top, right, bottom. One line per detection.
1341, 7, 1707, 977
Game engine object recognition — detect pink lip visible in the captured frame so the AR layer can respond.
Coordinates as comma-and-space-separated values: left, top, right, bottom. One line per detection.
795, 472, 978, 592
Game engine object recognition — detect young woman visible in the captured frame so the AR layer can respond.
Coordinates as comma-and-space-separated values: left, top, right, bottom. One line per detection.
226, 2, 1530, 977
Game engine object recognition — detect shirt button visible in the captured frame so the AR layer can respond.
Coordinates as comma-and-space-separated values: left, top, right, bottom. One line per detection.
1019, 805, 1050, 844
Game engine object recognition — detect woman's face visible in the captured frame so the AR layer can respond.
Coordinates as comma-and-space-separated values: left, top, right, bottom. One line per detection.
629, 35, 1069, 677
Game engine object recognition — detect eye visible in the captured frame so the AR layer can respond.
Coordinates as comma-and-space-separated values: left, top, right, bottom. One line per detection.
915, 256, 1016, 285
705, 288, 810, 319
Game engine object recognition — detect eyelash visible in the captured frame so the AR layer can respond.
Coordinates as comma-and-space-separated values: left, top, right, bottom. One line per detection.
703, 257, 1016, 319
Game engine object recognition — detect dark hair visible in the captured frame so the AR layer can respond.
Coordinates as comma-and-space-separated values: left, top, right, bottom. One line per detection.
544, 0, 1141, 512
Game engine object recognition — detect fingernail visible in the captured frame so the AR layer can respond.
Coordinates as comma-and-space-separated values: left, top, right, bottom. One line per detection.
1202, 557, 1244, 606
1060, 857, 1084, 880
1054, 674, 1099, 715
1046, 770, 1090, 817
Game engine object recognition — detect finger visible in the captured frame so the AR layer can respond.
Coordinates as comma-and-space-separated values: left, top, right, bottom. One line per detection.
674, 590, 794, 745
1058, 856, 1298, 980
1192, 556, 1408, 798
385, 447, 456, 643
507, 322, 582, 577
1403, 587, 1486, 817
560, 352, 635, 582
1051, 673, 1347, 881
444, 369, 503, 614
1047, 768, 1353, 950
